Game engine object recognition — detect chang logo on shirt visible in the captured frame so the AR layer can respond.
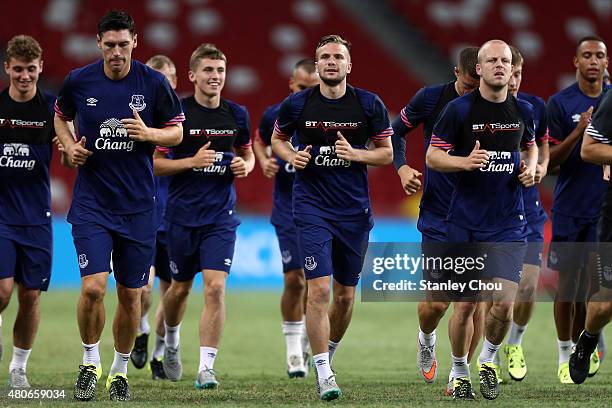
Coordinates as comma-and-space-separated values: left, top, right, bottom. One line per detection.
479, 151, 514, 173
572, 114, 581, 123
0, 143, 35, 170
193, 151, 227, 175
314, 145, 351, 168
96, 118, 134, 151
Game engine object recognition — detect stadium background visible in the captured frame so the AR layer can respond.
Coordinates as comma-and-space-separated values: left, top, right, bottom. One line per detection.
2, 0, 611, 288
2, 1, 612, 406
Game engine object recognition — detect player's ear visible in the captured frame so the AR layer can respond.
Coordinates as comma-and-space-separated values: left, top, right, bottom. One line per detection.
188, 70, 196, 83
4, 61, 9, 76
476, 63, 482, 77
132, 34, 138, 49
573, 55, 579, 69
454, 67, 460, 79
96, 34, 102, 49
346, 62, 352, 74
39, 59, 43, 74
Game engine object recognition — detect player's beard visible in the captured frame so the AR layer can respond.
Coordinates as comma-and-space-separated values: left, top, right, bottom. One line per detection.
320, 73, 346, 87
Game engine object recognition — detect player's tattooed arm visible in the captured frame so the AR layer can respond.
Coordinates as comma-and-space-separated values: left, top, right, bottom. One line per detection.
54, 114, 92, 168
426, 140, 489, 172
122, 109, 183, 147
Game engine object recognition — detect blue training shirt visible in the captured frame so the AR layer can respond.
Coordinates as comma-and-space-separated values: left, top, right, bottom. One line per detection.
55, 59, 184, 218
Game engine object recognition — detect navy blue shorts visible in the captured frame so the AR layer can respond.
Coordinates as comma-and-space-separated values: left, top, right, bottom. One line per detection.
447, 223, 527, 283
418, 209, 448, 243
0, 223, 52, 291
152, 231, 171, 283
273, 222, 302, 273
548, 213, 598, 273
294, 213, 372, 287
166, 216, 239, 281
523, 219, 545, 267
70, 208, 155, 289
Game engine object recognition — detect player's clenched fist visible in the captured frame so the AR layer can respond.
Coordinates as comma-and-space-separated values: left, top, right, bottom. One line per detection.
335, 132, 359, 161
292, 145, 312, 170
231, 156, 249, 178
66, 136, 93, 167
463, 140, 489, 171
190, 142, 215, 169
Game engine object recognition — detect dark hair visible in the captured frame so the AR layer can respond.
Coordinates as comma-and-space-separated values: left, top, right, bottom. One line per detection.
189, 43, 226, 71
294, 58, 316, 74
98, 10, 136, 38
576, 35, 606, 53
6, 35, 42, 62
316, 35, 351, 52
509, 45, 524, 67
457, 47, 479, 80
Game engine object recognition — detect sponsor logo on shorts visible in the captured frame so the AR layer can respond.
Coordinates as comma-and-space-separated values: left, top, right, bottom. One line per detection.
304, 256, 317, 271
281, 250, 292, 265
78, 254, 89, 269
549, 250, 558, 265
170, 261, 178, 275
224, 258, 232, 267
129, 94, 146, 112
604, 265, 612, 282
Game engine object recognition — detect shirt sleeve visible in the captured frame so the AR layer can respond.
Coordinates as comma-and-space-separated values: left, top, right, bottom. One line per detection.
257, 106, 275, 146
274, 94, 297, 141
535, 98, 549, 144
521, 107, 536, 147
154, 77, 185, 128
233, 106, 252, 150
367, 94, 393, 141
546, 98, 564, 145
586, 90, 612, 144
431, 102, 459, 151
54, 72, 76, 121
391, 89, 427, 169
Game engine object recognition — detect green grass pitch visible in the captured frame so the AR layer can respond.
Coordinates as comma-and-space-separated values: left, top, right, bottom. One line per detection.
0, 290, 611, 406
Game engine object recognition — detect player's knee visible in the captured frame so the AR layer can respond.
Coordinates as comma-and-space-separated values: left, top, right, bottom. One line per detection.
333, 292, 355, 310
593, 302, 612, 320
454, 302, 477, 319
426, 301, 450, 317
491, 301, 513, 321
141, 282, 153, 298
204, 280, 226, 303
81, 281, 106, 303
284, 271, 306, 295
307, 285, 330, 306
17, 288, 40, 308
517, 280, 537, 302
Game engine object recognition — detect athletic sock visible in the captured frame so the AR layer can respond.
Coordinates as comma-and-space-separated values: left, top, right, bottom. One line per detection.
164, 322, 181, 349
198, 347, 218, 372
109, 349, 130, 376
